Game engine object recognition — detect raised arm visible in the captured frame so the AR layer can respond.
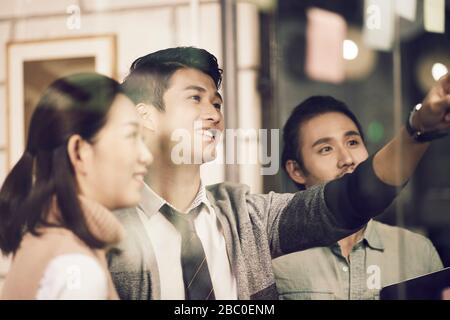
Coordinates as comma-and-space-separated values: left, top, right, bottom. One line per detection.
270, 73, 450, 257
374, 72, 450, 186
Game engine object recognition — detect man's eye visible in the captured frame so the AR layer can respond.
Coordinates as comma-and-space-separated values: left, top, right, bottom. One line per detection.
348, 140, 359, 146
190, 95, 201, 102
319, 146, 332, 154
128, 131, 139, 139
213, 103, 222, 110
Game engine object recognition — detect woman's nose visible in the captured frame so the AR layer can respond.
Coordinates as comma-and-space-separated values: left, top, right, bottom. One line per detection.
139, 138, 153, 166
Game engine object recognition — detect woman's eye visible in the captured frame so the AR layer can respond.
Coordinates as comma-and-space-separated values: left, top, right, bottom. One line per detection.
190, 95, 201, 102
213, 103, 222, 110
128, 131, 139, 139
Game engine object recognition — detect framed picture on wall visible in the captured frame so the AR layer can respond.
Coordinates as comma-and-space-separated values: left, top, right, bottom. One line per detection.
5, 34, 117, 171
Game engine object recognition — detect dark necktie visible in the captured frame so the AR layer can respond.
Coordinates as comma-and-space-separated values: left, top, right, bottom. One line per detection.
160, 204, 216, 300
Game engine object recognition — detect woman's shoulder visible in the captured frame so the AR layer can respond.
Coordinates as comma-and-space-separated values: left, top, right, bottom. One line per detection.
21, 227, 96, 258
36, 253, 108, 300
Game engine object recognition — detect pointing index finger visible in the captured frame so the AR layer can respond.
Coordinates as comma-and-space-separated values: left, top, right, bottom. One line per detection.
440, 72, 450, 94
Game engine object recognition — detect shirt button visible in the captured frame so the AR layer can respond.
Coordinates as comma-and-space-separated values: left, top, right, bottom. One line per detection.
342, 266, 349, 272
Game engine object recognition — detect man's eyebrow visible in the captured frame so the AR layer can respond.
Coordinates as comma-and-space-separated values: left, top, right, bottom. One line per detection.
184, 85, 206, 93
311, 137, 333, 148
184, 85, 223, 103
311, 130, 362, 148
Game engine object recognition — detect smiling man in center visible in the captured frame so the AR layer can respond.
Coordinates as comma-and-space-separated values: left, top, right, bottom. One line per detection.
107, 46, 450, 300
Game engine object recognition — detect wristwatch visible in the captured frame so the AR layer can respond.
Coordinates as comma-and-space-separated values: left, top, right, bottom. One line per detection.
406, 103, 448, 143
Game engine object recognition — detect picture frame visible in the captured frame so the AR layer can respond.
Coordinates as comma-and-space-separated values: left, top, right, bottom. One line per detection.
5, 34, 117, 171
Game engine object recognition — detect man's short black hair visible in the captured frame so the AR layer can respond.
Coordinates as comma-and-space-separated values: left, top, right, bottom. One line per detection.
282, 95, 365, 189
122, 47, 223, 111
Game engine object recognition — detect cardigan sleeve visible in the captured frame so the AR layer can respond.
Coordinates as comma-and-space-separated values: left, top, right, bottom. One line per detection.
267, 155, 400, 258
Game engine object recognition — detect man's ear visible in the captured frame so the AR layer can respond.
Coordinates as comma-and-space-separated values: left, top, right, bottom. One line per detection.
67, 134, 91, 176
285, 159, 307, 185
136, 103, 157, 131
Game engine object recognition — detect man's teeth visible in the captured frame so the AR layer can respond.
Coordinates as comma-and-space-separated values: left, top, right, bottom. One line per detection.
202, 130, 214, 139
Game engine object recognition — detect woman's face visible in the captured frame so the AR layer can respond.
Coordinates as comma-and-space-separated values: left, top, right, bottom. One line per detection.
80, 94, 152, 210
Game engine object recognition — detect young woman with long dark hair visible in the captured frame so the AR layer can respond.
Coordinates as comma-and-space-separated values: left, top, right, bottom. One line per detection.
0, 73, 151, 299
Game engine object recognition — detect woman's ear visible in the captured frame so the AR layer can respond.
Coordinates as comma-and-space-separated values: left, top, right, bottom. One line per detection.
285, 159, 307, 186
67, 134, 92, 175
136, 103, 157, 131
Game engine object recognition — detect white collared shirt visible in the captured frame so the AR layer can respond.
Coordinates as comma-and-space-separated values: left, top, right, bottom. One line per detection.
137, 183, 238, 300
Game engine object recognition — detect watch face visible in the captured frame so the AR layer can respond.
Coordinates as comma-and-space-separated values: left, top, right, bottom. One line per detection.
407, 109, 419, 137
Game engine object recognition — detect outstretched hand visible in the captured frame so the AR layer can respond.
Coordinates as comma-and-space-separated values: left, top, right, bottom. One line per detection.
414, 72, 450, 132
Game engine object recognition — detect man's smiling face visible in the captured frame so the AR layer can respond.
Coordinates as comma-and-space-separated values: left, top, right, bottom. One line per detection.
155, 67, 224, 164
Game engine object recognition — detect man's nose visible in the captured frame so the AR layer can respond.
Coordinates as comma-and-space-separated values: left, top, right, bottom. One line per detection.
337, 147, 354, 168
201, 103, 222, 125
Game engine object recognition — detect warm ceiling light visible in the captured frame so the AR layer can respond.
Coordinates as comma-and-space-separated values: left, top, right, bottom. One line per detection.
343, 39, 359, 60
431, 62, 448, 81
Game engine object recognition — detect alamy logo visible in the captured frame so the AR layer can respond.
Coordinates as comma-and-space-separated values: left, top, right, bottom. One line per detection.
366, 265, 381, 290
66, 265, 81, 290
66, 5, 81, 30
170, 120, 280, 175
366, 4, 382, 30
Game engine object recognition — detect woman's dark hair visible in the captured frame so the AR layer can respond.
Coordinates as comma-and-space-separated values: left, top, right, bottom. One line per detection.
282, 95, 365, 190
0, 73, 125, 254
122, 46, 223, 111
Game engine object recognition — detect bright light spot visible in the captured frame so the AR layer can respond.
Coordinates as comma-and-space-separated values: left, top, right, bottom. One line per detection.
343, 39, 359, 60
431, 63, 448, 81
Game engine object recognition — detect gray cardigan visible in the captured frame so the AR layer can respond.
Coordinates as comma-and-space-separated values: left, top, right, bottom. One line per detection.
108, 157, 398, 300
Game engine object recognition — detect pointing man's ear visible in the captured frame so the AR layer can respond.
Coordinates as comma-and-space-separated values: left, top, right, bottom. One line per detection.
136, 103, 156, 131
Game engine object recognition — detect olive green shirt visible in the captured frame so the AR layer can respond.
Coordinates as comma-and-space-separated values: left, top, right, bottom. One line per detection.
273, 220, 444, 300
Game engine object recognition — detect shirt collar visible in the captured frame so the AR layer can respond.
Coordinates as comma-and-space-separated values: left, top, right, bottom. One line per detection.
330, 220, 384, 255
186, 180, 210, 213
362, 219, 385, 251
138, 183, 166, 218
138, 181, 211, 218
